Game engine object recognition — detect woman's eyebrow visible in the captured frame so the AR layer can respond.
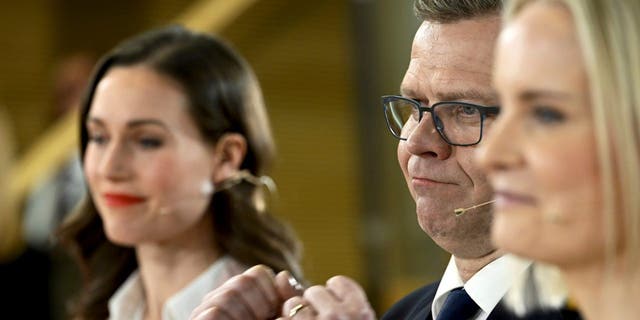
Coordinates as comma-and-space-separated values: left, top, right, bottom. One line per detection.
518, 89, 572, 102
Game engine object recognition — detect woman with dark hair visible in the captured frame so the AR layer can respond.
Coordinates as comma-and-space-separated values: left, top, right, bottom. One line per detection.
58, 25, 303, 320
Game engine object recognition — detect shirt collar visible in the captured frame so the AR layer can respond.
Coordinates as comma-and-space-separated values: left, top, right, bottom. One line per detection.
432, 254, 532, 319
108, 270, 145, 320
108, 255, 246, 320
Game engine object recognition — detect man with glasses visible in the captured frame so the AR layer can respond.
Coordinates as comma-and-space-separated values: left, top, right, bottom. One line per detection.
382, 96, 499, 147
189, 1, 580, 319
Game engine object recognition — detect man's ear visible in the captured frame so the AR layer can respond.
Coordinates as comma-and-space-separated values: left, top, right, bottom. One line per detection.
211, 133, 247, 183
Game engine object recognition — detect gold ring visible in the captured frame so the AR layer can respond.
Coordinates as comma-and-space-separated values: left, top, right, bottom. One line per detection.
288, 303, 307, 317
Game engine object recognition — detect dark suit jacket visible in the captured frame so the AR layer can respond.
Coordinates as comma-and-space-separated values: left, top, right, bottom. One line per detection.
381, 281, 582, 320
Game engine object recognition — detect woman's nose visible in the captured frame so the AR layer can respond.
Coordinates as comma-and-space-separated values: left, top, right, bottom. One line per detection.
476, 111, 522, 173
98, 142, 132, 180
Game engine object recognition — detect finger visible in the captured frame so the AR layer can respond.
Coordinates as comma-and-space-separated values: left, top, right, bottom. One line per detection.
191, 271, 268, 320
325, 276, 369, 304
191, 306, 233, 320
243, 265, 280, 310
222, 272, 277, 318
190, 274, 243, 318
326, 276, 375, 320
190, 289, 253, 320
275, 270, 304, 301
282, 296, 316, 319
303, 285, 341, 312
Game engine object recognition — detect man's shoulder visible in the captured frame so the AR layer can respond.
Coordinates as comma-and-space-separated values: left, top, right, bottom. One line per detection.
381, 281, 439, 320
489, 303, 583, 320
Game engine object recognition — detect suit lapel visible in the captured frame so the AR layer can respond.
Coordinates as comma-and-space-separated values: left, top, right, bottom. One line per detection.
411, 284, 436, 320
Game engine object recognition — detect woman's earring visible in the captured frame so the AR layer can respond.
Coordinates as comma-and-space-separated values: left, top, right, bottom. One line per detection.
201, 180, 214, 196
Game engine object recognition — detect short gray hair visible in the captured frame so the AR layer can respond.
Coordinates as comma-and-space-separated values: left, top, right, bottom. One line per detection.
414, 0, 503, 23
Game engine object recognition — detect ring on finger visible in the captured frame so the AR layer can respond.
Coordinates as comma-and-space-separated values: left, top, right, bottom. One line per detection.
288, 303, 308, 317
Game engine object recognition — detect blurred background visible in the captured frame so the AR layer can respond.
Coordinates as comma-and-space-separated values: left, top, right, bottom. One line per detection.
0, 0, 449, 318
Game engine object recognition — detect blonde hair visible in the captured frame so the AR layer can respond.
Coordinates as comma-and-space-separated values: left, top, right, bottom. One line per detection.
506, 0, 640, 273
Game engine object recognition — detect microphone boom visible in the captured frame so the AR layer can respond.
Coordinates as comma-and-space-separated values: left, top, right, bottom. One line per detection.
454, 200, 496, 216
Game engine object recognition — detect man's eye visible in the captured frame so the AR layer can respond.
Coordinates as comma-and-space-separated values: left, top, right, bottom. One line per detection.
460, 105, 478, 115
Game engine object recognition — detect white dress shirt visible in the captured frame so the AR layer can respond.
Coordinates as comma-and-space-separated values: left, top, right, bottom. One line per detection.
108, 255, 246, 320
432, 254, 532, 320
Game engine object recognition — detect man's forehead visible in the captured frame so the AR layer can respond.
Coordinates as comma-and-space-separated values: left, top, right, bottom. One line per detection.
400, 85, 498, 105
402, 18, 500, 104
413, 18, 499, 66
400, 54, 496, 104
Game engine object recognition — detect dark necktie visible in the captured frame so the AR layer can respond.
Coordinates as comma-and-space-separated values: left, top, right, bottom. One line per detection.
436, 287, 480, 320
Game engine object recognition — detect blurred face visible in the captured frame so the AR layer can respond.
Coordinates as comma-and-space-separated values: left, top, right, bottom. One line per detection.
84, 66, 217, 246
477, 2, 603, 268
398, 16, 501, 258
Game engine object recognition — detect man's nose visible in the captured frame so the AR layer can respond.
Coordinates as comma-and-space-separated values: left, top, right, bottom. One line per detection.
404, 112, 452, 159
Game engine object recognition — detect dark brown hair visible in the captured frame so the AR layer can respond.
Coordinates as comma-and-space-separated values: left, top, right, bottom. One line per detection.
414, 0, 502, 23
58, 25, 303, 319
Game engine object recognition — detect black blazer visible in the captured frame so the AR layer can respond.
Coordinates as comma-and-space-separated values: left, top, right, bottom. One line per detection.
381, 281, 582, 320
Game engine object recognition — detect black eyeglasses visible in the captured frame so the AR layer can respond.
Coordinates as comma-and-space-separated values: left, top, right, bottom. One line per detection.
382, 95, 499, 146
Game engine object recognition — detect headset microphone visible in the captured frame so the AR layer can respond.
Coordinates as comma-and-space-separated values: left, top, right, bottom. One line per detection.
453, 200, 496, 216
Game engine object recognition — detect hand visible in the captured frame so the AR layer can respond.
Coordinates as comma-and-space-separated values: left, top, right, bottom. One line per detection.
278, 276, 375, 320
190, 264, 304, 320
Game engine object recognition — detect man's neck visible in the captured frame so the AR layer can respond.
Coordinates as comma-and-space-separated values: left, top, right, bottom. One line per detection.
453, 249, 504, 282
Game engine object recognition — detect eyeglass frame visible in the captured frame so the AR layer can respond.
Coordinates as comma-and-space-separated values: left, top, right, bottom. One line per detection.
382, 95, 500, 147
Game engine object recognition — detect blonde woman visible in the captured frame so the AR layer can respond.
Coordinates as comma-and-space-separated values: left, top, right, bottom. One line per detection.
478, 0, 640, 319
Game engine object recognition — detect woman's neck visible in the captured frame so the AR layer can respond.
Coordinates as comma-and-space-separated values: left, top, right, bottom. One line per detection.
561, 257, 640, 320
135, 219, 220, 320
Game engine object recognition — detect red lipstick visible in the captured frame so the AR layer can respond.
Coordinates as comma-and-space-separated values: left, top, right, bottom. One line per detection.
103, 193, 146, 207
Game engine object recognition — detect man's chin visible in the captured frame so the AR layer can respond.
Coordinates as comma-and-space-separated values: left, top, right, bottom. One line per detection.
418, 216, 495, 256
417, 213, 457, 241
416, 207, 456, 231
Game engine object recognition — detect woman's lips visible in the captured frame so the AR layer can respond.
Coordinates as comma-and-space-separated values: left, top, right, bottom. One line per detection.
102, 193, 146, 207
493, 190, 537, 209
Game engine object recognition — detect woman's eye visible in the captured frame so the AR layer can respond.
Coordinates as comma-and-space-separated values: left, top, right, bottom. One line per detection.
88, 133, 108, 145
533, 106, 565, 124
138, 137, 163, 149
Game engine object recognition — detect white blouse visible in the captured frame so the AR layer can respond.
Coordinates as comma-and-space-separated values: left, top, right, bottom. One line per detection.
108, 255, 246, 320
